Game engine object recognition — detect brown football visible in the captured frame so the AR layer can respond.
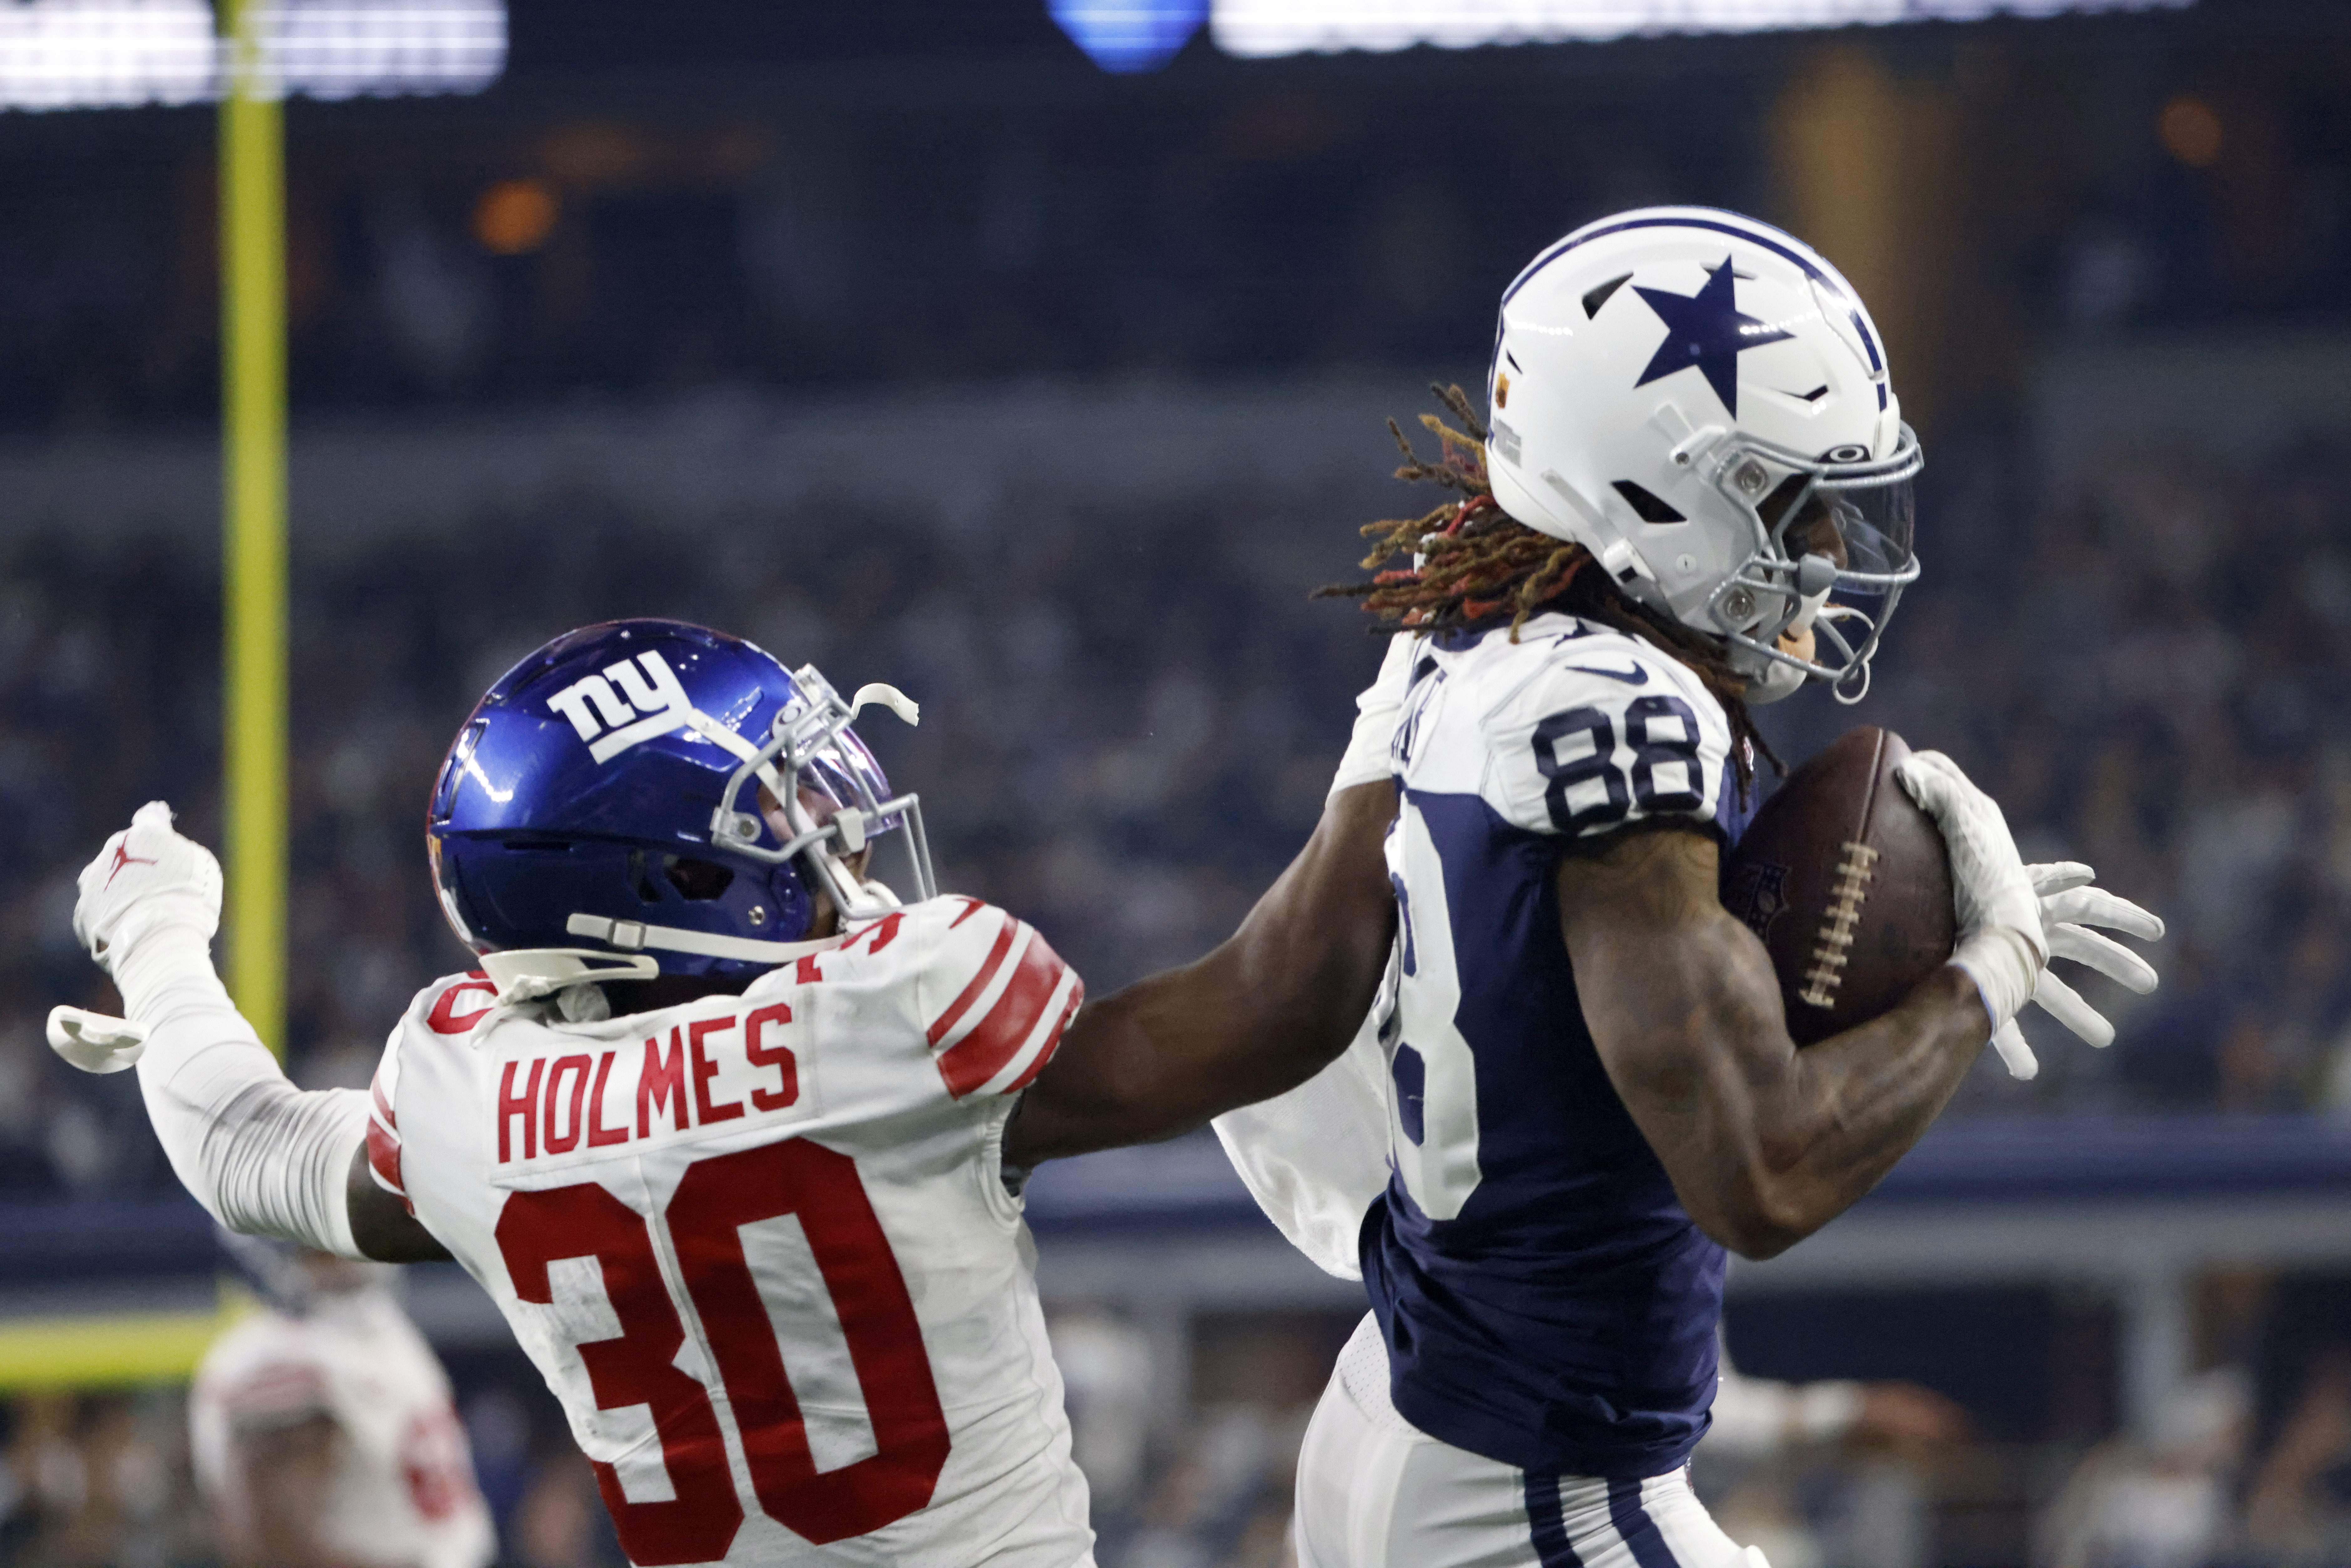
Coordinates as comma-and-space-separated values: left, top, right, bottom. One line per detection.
1719, 727, 1955, 1046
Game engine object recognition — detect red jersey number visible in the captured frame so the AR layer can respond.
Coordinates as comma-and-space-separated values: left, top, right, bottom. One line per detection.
493, 1147, 949, 1562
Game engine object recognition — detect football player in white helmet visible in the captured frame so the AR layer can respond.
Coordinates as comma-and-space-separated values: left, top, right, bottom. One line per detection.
1006, 208, 2166, 1568
1479, 206, 1921, 708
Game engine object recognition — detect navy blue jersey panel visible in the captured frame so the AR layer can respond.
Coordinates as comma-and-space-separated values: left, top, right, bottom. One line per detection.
1362, 786, 1729, 1477
1715, 752, 1758, 843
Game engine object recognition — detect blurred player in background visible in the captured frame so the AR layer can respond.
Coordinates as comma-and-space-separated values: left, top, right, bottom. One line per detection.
1008, 208, 2166, 1567
1699, 1340, 1965, 1568
1705, 1348, 1965, 1462
64, 619, 1095, 1566
190, 1234, 494, 1568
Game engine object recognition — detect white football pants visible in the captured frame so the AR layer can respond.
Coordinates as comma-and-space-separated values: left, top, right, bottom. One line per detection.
1294, 1315, 1767, 1568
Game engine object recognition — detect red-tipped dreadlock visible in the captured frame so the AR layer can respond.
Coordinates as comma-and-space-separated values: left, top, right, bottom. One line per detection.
1316, 383, 1778, 794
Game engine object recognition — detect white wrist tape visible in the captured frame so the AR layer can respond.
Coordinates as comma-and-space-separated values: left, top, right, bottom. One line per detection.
1948, 926, 2041, 1032
126, 930, 368, 1260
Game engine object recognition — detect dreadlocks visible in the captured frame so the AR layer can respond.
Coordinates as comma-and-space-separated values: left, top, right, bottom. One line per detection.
1316, 383, 1780, 795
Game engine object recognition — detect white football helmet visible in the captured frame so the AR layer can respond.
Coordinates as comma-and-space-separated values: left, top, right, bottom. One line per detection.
1484, 206, 1921, 703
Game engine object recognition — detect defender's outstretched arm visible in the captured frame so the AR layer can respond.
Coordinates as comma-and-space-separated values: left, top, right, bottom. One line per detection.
1006, 780, 1398, 1164
67, 802, 446, 1266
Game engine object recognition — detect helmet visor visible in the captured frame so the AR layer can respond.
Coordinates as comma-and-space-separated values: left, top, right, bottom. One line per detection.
1766, 471, 1915, 594
798, 722, 899, 828
770, 671, 901, 833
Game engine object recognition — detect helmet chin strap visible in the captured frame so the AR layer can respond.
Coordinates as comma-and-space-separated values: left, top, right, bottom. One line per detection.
487, 903, 894, 1012
480, 947, 662, 1005
561, 915, 851, 966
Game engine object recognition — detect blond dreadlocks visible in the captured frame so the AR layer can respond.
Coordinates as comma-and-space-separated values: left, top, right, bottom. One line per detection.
1316, 383, 1779, 794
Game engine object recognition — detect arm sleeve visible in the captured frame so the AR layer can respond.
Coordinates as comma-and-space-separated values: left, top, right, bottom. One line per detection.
919, 900, 1085, 1100
1482, 641, 1734, 841
1328, 633, 1417, 798
117, 931, 368, 1260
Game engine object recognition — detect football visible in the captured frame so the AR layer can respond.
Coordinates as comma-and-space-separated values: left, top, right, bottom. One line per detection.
1719, 727, 1956, 1046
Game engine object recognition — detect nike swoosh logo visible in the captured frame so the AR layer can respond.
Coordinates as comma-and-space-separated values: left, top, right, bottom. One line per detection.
1569, 663, 1649, 686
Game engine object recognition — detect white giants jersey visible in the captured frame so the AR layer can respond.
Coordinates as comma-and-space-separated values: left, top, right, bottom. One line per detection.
190, 1291, 495, 1568
366, 897, 1094, 1568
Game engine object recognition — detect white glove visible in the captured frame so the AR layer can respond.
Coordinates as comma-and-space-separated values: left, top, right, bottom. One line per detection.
65, 805, 367, 1259
1895, 751, 2046, 1079
2009, 862, 2164, 1055
73, 801, 224, 1019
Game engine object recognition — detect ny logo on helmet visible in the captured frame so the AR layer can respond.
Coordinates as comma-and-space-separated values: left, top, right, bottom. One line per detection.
546, 651, 696, 763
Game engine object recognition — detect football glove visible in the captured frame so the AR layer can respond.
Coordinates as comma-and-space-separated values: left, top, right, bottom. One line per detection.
1894, 751, 2045, 1079
73, 801, 222, 985
2013, 861, 2164, 1051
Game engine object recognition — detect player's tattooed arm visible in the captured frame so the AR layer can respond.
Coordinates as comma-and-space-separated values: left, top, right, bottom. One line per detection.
1559, 827, 1990, 1260
1006, 780, 1398, 1164
344, 1145, 453, 1263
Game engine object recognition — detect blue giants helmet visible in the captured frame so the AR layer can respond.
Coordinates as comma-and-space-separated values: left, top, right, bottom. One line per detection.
427, 619, 933, 995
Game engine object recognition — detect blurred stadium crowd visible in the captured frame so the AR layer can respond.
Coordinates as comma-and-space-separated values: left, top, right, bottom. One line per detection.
0, 4, 2347, 1565
5, 400, 2351, 1560
5, 410, 2350, 1203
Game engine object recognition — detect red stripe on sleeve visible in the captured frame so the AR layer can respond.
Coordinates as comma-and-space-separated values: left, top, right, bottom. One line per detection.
936, 930, 1069, 1098
370, 1075, 396, 1129
999, 974, 1084, 1096
925, 915, 1019, 1048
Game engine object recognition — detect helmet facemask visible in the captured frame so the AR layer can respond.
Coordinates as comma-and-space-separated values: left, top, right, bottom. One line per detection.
703, 666, 936, 925
1703, 424, 1921, 705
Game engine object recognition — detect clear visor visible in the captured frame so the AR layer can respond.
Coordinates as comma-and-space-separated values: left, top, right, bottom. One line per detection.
707, 665, 936, 911
1708, 424, 1923, 705
1760, 468, 1916, 592
781, 683, 901, 830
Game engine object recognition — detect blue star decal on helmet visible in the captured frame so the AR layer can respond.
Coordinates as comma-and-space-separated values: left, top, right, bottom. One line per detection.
1631, 257, 1795, 418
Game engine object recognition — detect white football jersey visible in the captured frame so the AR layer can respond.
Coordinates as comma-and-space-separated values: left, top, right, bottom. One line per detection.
190, 1289, 495, 1568
1214, 616, 1743, 1277
367, 896, 1094, 1568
